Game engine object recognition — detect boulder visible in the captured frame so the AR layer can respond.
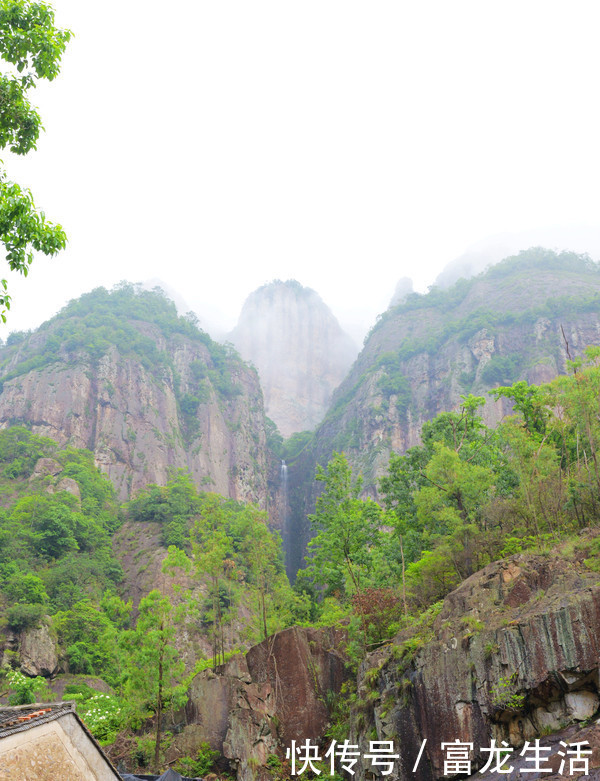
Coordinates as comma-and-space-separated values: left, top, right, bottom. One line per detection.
56, 477, 81, 501
19, 621, 59, 677
30, 458, 62, 479
564, 691, 599, 721
171, 626, 348, 780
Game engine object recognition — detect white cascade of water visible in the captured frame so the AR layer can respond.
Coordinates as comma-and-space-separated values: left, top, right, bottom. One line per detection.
281, 459, 289, 541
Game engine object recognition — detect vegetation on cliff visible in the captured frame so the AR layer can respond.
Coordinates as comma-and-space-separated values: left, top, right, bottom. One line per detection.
0, 430, 297, 772
0, 283, 244, 401
0, 284, 272, 504
297, 348, 600, 653
287, 248, 600, 521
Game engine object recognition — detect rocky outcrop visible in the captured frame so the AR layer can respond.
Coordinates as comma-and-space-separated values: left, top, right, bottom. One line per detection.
229, 280, 357, 437
354, 549, 600, 781
49, 674, 113, 699
474, 721, 600, 781
18, 622, 59, 677
0, 293, 271, 505
172, 626, 348, 780
290, 251, 600, 520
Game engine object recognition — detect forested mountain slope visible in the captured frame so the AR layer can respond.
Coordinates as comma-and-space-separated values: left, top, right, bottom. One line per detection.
0, 285, 274, 504
284, 249, 600, 573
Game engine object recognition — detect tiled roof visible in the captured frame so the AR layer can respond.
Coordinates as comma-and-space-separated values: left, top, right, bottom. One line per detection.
0, 701, 76, 738
0, 700, 122, 779
0, 704, 199, 781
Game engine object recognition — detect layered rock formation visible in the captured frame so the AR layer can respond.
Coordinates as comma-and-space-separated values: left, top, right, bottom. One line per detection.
353, 546, 600, 780
0, 287, 271, 504
229, 280, 357, 438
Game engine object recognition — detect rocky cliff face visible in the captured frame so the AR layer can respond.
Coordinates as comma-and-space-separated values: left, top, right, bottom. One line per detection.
282, 251, 600, 574
353, 544, 600, 781
293, 251, 600, 503
170, 626, 347, 781
0, 287, 272, 504
229, 280, 357, 438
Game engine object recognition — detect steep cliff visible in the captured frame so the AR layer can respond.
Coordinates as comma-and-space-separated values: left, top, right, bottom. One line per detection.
352, 540, 600, 781
297, 250, 599, 485
229, 280, 357, 438
169, 626, 347, 781
281, 249, 600, 574
0, 285, 272, 504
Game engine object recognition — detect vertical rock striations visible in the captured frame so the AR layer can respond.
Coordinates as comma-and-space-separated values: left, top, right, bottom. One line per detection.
353, 552, 600, 781
176, 626, 348, 781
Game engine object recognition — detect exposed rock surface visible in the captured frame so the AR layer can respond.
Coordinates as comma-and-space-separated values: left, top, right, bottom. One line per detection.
0, 297, 271, 505
229, 280, 357, 438
30, 458, 62, 479
172, 626, 348, 780
354, 550, 600, 781
18, 621, 59, 677
49, 674, 113, 699
472, 721, 600, 781
310, 256, 600, 499
286, 252, 600, 573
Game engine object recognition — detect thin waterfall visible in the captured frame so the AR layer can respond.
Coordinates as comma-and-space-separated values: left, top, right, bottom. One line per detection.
281, 459, 289, 555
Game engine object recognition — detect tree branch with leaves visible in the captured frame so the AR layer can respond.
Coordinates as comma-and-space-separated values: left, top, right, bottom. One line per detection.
0, 0, 71, 321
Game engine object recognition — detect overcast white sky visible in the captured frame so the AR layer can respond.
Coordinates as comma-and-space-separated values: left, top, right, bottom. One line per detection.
4, 1, 600, 342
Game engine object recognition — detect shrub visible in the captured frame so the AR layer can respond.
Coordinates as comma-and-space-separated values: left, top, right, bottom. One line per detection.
4, 667, 49, 705
6, 602, 44, 631
490, 675, 525, 710
4, 572, 48, 605
174, 742, 220, 776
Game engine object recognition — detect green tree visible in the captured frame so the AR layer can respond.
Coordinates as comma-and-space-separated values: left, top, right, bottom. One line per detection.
414, 442, 495, 578
236, 504, 292, 641
53, 599, 121, 682
122, 590, 187, 770
128, 471, 202, 548
190, 493, 233, 667
305, 451, 382, 598
0, 0, 71, 320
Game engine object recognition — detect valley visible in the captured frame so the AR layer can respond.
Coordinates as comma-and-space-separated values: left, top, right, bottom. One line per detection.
1, 249, 600, 779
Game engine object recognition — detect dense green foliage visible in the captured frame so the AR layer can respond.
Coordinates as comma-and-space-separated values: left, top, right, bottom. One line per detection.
0, 428, 122, 629
0, 0, 71, 319
0, 426, 299, 771
298, 352, 600, 656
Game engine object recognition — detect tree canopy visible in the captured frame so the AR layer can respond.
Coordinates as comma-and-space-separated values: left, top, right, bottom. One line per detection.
0, 0, 71, 320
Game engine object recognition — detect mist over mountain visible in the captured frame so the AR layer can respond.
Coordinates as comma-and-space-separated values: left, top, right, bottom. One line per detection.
434, 226, 600, 289
229, 280, 357, 437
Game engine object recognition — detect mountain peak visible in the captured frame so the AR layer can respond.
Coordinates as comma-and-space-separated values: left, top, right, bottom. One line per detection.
229, 281, 357, 437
